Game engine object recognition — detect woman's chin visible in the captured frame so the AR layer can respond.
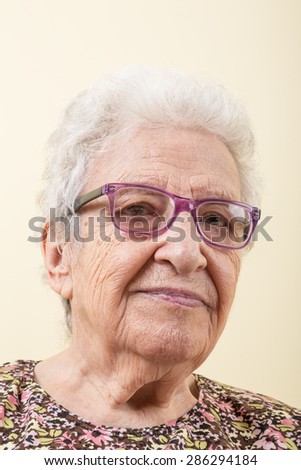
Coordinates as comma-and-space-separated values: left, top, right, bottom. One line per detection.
130, 328, 209, 365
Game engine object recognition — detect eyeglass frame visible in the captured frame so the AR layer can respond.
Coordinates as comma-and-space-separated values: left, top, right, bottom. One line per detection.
73, 182, 261, 250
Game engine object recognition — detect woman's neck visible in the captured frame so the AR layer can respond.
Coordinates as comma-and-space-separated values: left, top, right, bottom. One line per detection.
34, 345, 199, 428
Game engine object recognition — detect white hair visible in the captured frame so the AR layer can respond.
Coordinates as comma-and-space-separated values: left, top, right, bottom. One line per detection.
38, 64, 262, 321
39, 65, 261, 216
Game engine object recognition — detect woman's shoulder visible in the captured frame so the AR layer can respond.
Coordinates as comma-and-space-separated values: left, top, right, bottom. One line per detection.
0, 360, 37, 395
195, 374, 301, 410
0, 359, 37, 378
193, 374, 301, 450
0, 360, 40, 449
195, 373, 301, 423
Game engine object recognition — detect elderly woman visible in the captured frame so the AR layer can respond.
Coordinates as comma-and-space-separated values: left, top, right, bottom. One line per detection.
0, 66, 300, 450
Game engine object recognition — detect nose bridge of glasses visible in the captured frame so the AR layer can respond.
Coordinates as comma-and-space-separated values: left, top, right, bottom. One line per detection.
170, 197, 199, 236
174, 196, 195, 216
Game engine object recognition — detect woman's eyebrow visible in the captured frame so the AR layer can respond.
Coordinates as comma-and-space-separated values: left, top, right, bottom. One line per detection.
187, 181, 237, 200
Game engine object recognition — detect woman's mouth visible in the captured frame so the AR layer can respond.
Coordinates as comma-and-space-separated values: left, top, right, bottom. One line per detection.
138, 288, 208, 308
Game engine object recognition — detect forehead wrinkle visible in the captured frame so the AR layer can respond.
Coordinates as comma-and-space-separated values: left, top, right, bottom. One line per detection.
99, 160, 240, 201
189, 176, 241, 201
119, 154, 240, 199
115, 161, 240, 199
108, 173, 239, 201
115, 169, 171, 188
90, 129, 241, 199
89, 164, 239, 201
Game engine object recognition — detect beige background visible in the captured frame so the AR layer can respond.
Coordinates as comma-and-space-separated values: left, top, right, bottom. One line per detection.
0, 0, 300, 408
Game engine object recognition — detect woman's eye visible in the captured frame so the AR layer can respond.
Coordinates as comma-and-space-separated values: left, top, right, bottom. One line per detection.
121, 204, 156, 216
204, 214, 228, 227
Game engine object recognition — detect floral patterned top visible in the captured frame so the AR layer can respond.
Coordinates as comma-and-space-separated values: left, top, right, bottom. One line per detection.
0, 360, 301, 450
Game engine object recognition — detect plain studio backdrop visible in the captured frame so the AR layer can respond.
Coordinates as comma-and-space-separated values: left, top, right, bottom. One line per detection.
0, 0, 300, 408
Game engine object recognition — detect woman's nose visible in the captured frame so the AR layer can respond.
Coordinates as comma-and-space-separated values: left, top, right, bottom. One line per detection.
153, 212, 208, 275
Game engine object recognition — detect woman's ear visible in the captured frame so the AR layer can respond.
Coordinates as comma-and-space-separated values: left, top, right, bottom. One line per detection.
41, 222, 73, 300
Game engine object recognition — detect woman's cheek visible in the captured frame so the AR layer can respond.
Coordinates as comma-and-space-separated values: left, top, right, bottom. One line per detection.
224, 260, 240, 306
210, 251, 241, 314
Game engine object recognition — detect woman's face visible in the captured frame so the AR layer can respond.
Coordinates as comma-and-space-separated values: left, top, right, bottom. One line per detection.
65, 127, 241, 369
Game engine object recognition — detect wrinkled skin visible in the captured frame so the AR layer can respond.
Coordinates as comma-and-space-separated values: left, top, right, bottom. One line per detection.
38, 127, 241, 428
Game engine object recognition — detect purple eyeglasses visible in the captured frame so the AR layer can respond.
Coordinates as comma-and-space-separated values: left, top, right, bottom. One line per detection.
74, 183, 261, 249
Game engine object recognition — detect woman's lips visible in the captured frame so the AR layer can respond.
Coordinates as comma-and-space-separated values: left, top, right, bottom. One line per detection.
138, 289, 208, 308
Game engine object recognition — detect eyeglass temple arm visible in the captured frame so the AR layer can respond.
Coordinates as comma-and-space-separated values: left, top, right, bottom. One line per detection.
73, 186, 106, 213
